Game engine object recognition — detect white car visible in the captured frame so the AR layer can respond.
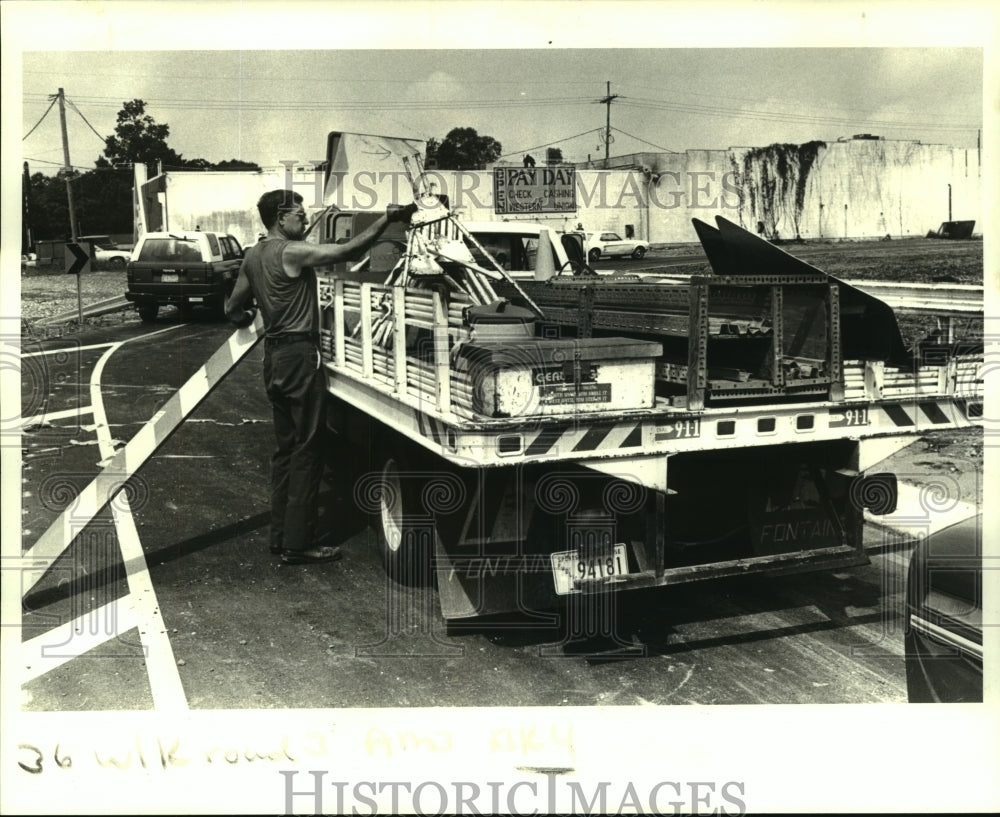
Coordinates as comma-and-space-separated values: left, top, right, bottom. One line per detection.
579, 231, 650, 262
79, 235, 132, 269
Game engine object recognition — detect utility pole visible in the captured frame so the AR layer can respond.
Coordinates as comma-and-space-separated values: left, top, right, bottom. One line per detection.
598, 81, 619, 168
56, 88, 79, 242
56, 87, 83, 322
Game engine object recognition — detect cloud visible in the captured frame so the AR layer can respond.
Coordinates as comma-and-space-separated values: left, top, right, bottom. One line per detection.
405, 70, 466, 103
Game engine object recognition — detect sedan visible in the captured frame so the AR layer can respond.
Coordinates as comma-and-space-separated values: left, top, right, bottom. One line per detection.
92, 242, 132, 270
79, 235, 132, 270
581, 231, 651, 261
904, 513, 983, 703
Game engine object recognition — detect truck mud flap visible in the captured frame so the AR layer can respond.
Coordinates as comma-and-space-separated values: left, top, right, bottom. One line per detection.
431, 466, 558, 620
431, 464, 646, 620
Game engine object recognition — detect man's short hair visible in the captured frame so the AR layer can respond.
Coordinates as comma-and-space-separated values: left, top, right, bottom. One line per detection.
257, 189, 304, 229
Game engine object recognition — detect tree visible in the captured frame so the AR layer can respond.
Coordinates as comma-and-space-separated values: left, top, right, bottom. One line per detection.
26, 172, 69, 240
102, 99, 185, 172
434, 127, 501, 170
214, 158, 262, 171
72, 167, 135, 235
26, 167, 134, 241
546, 147, 564, 165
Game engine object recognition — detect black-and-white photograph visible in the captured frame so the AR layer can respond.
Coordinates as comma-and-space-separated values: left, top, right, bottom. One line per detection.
2, 2, 997, 814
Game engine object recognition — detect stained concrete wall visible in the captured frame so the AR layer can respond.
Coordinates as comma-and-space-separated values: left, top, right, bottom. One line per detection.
150, 139, 981, 248
145, 167, 324, 248
643, 139, 981, 243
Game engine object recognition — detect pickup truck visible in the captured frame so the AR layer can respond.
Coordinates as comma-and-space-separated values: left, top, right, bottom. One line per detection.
125, 230, 244, 322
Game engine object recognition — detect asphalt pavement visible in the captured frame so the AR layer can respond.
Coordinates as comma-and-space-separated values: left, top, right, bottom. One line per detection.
15, 304, 955, 712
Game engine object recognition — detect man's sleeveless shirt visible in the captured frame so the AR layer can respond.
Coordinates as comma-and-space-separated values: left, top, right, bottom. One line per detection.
241, 239, 318, 336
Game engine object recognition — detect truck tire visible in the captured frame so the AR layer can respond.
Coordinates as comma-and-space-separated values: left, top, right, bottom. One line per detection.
378, 456, 436, 587
138, 304, 158, 323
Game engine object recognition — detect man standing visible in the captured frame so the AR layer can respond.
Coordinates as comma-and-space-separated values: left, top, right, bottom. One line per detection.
227, 189, 416, 564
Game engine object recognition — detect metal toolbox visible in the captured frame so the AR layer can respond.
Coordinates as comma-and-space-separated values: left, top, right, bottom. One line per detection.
455, 337, 662, 418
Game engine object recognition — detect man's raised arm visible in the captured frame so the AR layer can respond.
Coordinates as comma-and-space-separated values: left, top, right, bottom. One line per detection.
283, 203, 418, 274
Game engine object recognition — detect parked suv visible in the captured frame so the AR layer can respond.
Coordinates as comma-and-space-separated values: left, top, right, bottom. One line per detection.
126, 231, 243, 322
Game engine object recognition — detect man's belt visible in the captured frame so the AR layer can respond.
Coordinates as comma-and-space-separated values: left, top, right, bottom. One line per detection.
264, 332, 319, 347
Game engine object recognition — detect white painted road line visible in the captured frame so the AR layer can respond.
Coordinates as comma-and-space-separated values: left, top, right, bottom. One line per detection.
21, 342, 115, 358
21, 597, 139, 683
89, 340, 188, 710
21, 406, 95, 427
20, 317, 263, 596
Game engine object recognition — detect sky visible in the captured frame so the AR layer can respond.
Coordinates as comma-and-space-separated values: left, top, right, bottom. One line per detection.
10, 10, 988, 178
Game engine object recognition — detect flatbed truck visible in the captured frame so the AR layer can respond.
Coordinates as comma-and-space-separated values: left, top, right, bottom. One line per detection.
315, 209, 984, 621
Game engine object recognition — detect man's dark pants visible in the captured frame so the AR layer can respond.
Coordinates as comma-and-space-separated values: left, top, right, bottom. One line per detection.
262, 337, 325, 553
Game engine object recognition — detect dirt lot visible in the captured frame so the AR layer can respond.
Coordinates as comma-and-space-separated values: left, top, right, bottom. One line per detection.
20, 268, 137, 340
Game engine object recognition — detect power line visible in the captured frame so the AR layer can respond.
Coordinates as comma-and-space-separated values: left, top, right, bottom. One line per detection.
618, 97, 979, 133
24, 156, 129, 173
23, 96, 57, 140
609, 127, 676, 154
621, 79, 977, 121
65, 98, 108, 144
22, 91, 595, 113
21, 88, 979, 134
498, 128, 604, 161
23, 68, 610, 89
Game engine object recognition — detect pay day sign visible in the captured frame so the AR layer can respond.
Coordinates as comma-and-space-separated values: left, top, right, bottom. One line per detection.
493, 166, 577, 214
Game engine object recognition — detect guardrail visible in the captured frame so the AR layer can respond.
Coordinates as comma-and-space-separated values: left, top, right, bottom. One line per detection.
840, 280, 983, 317
34, 294, 132, 327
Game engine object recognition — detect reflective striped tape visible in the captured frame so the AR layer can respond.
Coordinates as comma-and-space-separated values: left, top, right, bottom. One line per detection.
879, 400, 956, 427
828, 400, 963, 430
20, 317, 263, 597
415, 408, 644, 459
416, 412, 451, 448
523, 420, 643, 456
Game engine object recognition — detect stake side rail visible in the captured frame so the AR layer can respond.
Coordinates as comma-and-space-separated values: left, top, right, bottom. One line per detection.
318, 277, 985, 472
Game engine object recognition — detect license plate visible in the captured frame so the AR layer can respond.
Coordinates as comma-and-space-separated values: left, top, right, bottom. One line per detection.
550, 544, 629, 595
188, 296, 203, 303
161, 273, 178, 283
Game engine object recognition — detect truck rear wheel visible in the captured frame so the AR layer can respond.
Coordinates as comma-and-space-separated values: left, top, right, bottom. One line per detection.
378, 456, 436, 587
